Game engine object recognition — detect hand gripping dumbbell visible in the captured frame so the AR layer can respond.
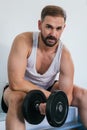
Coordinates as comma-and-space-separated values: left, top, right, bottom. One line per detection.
22, 90, 69, 127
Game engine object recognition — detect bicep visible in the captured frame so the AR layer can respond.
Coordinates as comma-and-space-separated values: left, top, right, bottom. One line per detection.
8, 38, 29, 88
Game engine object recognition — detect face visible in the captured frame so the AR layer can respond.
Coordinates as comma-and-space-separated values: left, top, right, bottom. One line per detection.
38, 16, 65, 47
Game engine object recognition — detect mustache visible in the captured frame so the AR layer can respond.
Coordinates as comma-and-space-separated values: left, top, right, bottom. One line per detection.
46, 35, 57, 40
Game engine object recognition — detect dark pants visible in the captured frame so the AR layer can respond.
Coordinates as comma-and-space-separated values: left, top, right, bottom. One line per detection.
1, 84, 9, 113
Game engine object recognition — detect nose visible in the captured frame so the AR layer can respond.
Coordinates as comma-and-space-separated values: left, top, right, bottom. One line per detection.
50, 29, 56, 37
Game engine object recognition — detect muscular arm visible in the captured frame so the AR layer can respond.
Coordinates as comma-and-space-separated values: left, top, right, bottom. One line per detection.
8, 32, 50, 98
58, 47, 74, 105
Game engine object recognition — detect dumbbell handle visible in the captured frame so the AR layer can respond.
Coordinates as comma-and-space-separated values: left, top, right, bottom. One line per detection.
35, 98, 64, 114
35, 101, 46, 113
35, 103, 40, 111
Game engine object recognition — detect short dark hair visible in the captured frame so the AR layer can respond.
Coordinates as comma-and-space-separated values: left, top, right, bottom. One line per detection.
41, 5, 66, 22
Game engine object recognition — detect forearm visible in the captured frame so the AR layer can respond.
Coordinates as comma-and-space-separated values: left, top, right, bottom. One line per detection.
9, 79, 51, 99
58, 82, 73, 105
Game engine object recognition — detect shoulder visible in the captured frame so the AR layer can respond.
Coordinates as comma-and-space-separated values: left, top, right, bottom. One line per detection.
13, 32, 33, 46
60, 45, 74, 71
61, 45, 72, 61
11, 32, 34, 56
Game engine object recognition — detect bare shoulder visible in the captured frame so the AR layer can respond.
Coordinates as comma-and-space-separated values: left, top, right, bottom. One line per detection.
60, 45, 74, 72
11, 32, 33, 56
13, 32, 33, 47
61, 45, 73, 62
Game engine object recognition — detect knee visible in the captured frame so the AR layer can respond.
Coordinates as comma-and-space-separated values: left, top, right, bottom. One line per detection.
71, 86, 85, 106
9, 91, 26, 108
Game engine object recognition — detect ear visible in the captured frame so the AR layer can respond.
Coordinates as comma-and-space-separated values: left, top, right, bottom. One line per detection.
38, 20, 42, 30
61, 24, 66, 33
63, 24, 66, 29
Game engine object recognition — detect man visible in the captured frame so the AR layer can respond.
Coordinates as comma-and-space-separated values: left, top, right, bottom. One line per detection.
1, 5, 87, 130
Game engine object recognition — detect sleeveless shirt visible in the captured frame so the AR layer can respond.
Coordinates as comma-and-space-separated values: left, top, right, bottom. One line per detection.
24, 32, 63, 89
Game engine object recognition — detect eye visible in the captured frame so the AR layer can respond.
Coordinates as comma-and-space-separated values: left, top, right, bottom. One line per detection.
56, 26, 63, 31
46, 24, 53, 29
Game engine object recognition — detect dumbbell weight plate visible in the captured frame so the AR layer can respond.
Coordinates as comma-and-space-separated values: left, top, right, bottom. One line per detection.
46, 90, 69, 127
22, 90, 46, 124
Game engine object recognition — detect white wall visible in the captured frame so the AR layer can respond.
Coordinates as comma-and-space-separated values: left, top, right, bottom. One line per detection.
0, 0, 87, 111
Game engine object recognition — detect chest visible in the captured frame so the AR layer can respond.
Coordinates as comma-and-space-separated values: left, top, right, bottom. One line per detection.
36, 50, 56, 75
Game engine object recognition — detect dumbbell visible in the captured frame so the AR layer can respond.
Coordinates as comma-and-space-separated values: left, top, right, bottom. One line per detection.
22, 90, 69, 127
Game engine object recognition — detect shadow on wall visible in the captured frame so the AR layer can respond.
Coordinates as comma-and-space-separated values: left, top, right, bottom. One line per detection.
0, 44, 10, 112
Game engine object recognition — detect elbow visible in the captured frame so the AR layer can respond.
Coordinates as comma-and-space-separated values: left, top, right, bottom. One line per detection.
9, 82, 17, 91
9, 79, 22, 91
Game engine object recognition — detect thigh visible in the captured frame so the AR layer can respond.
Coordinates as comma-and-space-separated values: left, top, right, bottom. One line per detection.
71, 85, 87, 107
72, 85, 87, 127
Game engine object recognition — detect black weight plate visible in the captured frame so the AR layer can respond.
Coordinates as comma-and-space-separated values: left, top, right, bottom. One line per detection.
46, 90, 69, 127
22, 90, 46, 124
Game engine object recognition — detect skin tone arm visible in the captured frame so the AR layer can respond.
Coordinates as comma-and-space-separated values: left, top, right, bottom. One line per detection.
8, 32, 51, 99
59, 47, 74, 105
51, 46, 74, 105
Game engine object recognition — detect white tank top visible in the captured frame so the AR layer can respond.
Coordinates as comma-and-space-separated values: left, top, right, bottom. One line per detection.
24, 32, 64, 89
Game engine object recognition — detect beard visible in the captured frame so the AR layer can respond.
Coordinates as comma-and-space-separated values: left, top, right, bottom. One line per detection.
41, 33, 58, 47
